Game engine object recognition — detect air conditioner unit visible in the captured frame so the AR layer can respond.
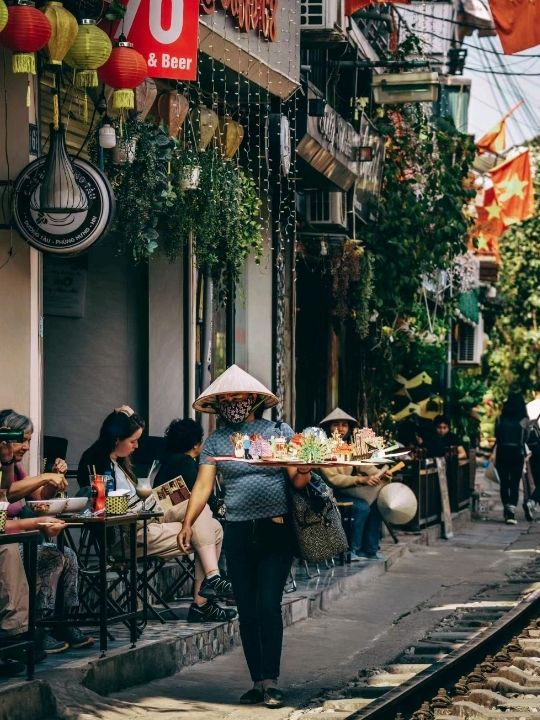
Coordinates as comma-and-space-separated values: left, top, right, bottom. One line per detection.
457, 317, 484, 365
300, 0, 346, 31
305, 191, 348, 230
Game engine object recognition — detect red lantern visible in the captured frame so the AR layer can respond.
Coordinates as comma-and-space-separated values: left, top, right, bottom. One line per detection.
98, 38, 147, 112
0, 0, 51, 74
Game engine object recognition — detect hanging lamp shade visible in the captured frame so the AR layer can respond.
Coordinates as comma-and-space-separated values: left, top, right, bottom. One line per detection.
218, 116, 244, 158
135, 77, 157, 121
191, 106, 219, 150
35, 123, 88, 214
64, 19, 111, 88
0, 0, 8, 34
98, 38, 147, 111
43, 1, 78, 66
157, 90, 189, 138
0, 0, 51, 75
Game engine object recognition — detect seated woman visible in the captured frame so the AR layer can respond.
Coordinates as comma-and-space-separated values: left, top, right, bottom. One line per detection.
426, 415, 467, 460
77, 407, 236, 623
154, 418, 202, 490
319, 408, 386, 561
0, 409, 94, 653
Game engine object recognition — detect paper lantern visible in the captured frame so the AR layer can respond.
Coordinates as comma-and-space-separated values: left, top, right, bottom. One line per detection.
0, 0, 52, 75
191, 106, 219, 150
218, 116, 244, 158
136, 78, 157, 122
0, 0, 8, 34
64, 19, 111, 88
43, 1, 78, 66
157, 90, 189, 138
98, 39, 147, 111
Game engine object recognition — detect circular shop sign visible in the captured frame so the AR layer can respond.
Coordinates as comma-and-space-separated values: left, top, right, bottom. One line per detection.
12, 157, 115, 255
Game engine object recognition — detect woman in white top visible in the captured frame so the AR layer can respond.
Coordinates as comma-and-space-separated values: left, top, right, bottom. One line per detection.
78, 406, 236, 623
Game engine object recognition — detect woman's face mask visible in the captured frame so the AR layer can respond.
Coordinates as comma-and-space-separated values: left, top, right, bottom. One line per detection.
216, 395, 258, 425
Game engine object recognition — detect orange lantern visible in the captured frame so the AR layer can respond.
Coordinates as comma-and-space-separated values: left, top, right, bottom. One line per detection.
0, 0, 51, 74
98, 37, 147, 111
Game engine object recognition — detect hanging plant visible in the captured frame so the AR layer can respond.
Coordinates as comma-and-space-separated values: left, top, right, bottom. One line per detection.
90, 119, 263, 296
160, 143, 263, 300
89, 118, 173, 260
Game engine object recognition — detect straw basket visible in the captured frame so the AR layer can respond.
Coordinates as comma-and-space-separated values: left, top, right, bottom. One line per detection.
106, 495, 129, 516
0, 510, 7, 533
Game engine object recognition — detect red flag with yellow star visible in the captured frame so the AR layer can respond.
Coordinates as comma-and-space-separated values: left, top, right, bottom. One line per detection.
489, 149, 535, 225
345, 0, 410, 14
488, 0, 540, 54
469, 187, 504, 260
476, 119, 506, 155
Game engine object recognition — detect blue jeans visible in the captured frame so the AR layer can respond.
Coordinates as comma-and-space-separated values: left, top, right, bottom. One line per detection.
351, 499, 382, 556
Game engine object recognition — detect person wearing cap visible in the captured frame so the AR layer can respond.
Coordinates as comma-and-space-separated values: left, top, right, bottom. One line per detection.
319, 408, 386, 561
178, 365, 311, 709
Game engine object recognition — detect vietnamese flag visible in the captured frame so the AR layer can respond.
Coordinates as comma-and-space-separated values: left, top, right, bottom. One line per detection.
476, 119, 506, 155
469, 187, 505, 258
345, 0, 410, 14
489, 149, 535, 225
488, 0, 540, 54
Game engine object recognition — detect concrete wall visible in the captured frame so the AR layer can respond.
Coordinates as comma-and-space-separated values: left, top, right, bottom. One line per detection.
148, 254, 185, 436
0, 54, 41, 473
42, 243, 148, 468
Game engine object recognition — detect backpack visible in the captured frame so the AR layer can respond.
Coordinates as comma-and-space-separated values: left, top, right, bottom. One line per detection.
526, 414, 540, 456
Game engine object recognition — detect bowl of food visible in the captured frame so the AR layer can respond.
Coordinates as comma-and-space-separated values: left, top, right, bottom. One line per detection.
26, 498, 67, 516
63, 497, 88, 513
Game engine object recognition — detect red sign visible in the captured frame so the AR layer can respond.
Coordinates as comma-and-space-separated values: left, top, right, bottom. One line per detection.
200, 0, 278, 42
115, 0, 199, 80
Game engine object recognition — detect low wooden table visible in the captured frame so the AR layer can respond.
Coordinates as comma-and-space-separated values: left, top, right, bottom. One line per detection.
0, 530, 38, 679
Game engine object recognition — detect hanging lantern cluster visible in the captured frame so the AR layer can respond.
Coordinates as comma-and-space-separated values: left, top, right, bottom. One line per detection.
0, 0, 8, 34
98, 36, 147, 111
64, 18, 111, 88
0, 0, 51, 75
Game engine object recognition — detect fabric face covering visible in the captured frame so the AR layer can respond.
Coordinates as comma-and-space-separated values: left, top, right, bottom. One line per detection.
217, 395, 258, 425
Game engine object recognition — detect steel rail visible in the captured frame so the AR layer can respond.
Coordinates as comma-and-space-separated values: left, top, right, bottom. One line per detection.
347, 587, 540, 720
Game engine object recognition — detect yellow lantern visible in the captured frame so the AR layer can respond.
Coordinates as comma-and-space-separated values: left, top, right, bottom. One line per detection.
218, 116, 244, 158
64, 18, 111, 88
43, 1, 77, 65
0, 0, 8, 34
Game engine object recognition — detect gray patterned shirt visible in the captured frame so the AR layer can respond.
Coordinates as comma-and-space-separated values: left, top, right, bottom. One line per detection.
200, 418, 294, 522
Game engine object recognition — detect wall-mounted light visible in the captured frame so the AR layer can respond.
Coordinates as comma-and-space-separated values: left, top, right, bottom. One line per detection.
308, 98, 326, 117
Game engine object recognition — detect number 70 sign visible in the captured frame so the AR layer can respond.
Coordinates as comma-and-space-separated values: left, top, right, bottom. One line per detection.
113, 0, 199, 80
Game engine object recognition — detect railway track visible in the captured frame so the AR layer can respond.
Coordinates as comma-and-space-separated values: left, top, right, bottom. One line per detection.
294, 562, 540, 720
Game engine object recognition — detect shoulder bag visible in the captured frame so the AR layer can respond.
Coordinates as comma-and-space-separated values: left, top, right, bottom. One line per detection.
289, 473, 348, 563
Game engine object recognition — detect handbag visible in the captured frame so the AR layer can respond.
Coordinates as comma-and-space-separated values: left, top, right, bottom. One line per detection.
289, 474, 348, 563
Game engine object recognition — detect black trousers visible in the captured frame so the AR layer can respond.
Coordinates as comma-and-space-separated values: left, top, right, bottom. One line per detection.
224, 517, 294, 682
496, 449, 524, 509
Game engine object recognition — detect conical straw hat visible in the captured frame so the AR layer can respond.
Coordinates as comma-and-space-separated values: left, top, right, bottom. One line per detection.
377, 483, 418, 525
319, 407, 358, 428
193, 364, 278, 414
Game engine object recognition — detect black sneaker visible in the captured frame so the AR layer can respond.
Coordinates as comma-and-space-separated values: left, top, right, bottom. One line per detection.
505, 509, 517, 525
186, 601, 237, 623
52, 627, 95, 649
198, 574, 234, 600
524, 500, 535, 522
36, 629, 68, 655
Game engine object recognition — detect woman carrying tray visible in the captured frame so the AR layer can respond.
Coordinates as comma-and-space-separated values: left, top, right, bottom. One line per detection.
178, 365, 311, 709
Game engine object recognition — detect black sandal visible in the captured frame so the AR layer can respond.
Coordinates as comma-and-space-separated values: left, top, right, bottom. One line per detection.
239, 688, 264, 704
264, 687, 285, 708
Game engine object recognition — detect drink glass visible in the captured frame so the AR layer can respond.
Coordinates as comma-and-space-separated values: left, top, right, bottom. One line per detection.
136, 477, 152, 511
